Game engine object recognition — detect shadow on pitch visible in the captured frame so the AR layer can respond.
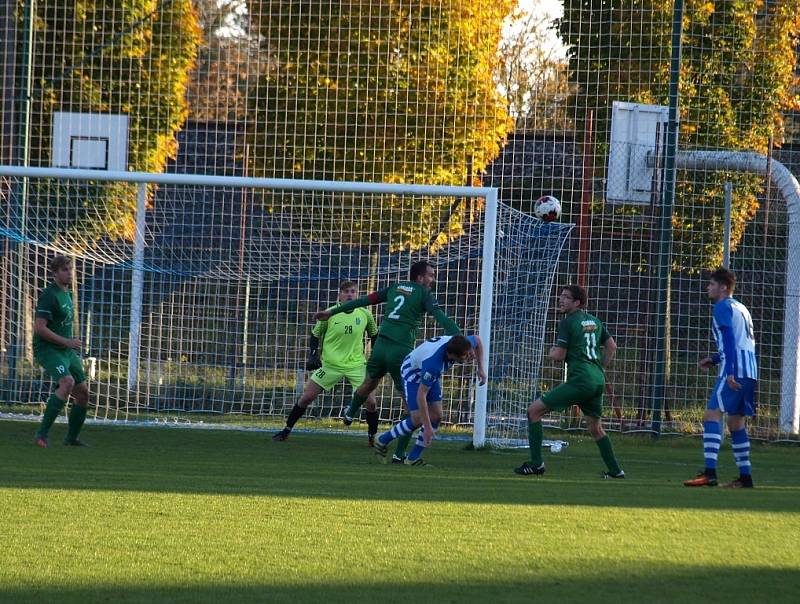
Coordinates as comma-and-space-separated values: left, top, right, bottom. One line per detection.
2, 566, 800, 604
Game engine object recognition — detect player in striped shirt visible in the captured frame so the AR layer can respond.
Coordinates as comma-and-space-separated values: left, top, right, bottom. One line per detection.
684, 268, 758, 488
373, 334, 486, 465
313, 261, 461, 456
273, 281, 378, 441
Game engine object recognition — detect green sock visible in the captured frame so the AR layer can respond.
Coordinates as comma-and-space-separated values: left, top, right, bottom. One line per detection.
596, 435, 621, 474
346, 393, 368, 417
528, 421, 543, 466
66, 404, 88, 443
394, 414, 412, 457
36, 393, 66, 439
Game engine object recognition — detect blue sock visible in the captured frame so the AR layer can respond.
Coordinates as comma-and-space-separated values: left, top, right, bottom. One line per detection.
407, 421, 438, 461
407, 434, 424, 461
378, 417, 416, 446
703, 420, 722, 473
731, 427, 752, 476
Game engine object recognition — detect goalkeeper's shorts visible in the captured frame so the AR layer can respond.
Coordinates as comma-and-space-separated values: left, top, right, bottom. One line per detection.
310, 364, 367, 392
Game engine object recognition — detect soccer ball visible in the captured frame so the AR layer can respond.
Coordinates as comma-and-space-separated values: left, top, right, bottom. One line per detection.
534, 195, 562, 222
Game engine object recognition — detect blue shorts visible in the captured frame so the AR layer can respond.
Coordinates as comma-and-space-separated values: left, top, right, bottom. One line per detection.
404, 380, 442, 411
707, 376, 757, 416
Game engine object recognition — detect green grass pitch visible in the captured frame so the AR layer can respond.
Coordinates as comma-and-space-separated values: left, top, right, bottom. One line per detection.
0, 420, 798, 603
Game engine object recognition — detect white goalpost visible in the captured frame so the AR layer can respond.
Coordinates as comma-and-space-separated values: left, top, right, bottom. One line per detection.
609, 102, 800, 437
671, 151, 800, 434
0, 166, 573, 447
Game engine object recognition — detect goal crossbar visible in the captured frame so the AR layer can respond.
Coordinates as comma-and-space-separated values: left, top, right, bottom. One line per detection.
0, 166, 496, 199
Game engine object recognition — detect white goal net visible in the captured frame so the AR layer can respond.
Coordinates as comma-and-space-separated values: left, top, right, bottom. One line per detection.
0, 169, 572, 447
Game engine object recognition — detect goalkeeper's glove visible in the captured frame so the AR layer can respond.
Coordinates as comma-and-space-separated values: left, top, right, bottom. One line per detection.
306, 354, 322, 371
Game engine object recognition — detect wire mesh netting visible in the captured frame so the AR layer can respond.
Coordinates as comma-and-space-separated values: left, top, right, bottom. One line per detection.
0, 175, 571, 445
1, 0, 799, 440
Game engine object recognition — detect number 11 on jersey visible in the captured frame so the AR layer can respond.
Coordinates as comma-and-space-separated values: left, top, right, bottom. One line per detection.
584, 332, 598, 360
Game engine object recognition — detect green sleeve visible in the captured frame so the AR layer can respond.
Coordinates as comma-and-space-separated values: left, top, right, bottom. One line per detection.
424, 292, 461, 335
555, 318, 570, 348
35, 289, 55, 320
600, 324, 611, 345
311, 319, 327, 340
365, 311, 378, 337
330, 287, 389, 315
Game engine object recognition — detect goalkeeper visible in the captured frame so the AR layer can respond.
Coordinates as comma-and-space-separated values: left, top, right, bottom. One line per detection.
313, 261, 461, 457
273, 281, 377, 442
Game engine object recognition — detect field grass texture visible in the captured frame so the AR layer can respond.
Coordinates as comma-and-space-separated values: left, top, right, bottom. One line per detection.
0, 420, 798, 603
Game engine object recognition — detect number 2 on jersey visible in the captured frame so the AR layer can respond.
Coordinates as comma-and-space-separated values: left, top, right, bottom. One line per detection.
584, 332, 599, 360
388, 295, 405, 319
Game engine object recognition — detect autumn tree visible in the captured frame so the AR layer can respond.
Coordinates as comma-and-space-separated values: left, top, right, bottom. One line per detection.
495, 2, 573, 132
25, 0, 201, 243
246, 0, 515, 250
560, 0, 800, 269
187, 0, 261, 122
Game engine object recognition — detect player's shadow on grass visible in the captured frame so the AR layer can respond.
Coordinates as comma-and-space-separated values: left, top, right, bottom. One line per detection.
2, 566, 800, 604
2, 422, 798, 513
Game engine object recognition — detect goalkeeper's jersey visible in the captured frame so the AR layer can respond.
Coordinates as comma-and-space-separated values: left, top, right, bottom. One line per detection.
312, 307, 377, 370
556, 310, 611, 378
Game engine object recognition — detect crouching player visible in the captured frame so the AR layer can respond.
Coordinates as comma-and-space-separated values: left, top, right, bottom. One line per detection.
373, 334, 487, 465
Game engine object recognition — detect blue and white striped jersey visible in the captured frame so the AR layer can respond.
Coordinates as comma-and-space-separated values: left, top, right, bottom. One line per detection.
401, 335, 479, 387
712, 297, 758, 380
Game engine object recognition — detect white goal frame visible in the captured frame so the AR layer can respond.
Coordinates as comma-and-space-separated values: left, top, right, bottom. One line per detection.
671, 152, 800, 434
0, 165, 500, 446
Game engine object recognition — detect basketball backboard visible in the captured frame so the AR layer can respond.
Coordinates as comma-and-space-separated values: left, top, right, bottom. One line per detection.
51, 112, 129, 171
607, 102, 668, 204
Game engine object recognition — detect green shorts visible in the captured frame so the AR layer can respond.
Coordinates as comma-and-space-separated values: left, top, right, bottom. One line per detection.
310, 364, 366, 392
366, 336, 412, 393
34, 348, 86, 385
541, 374, 605, 418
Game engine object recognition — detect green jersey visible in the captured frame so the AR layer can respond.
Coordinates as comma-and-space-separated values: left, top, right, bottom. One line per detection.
555, 310, 611, 376
331, 281, 461, 348
312, 307, 377, 370
33, 282, 74, 353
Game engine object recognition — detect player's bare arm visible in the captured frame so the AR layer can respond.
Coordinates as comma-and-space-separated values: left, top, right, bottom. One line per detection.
549, 345, 567, 362
601, 337, 617, 368
698, 356, 715, 371
416, 383, 434, 446
473, 336, 487, 385
33, 318, 81, 351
